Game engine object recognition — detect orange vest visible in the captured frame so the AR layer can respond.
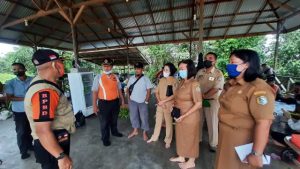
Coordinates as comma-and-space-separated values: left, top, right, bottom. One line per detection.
98, 74, 119, 100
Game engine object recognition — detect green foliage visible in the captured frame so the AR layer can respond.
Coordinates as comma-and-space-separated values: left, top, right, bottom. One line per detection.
0, 73, 14, 83
203, 36, 266, 72
119, 107, 129, 119
0, 47, 35, 75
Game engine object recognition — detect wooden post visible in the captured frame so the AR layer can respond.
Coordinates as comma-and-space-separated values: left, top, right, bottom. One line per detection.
197, 0, 204, 60
274, 22, 281, 70
69, 8, 79, 68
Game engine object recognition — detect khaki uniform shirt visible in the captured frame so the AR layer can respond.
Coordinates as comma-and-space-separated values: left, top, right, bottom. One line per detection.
196, 67, 224, 99
219, 78, 275, 129
155, 77, 177, 105
25, 76, 76, 140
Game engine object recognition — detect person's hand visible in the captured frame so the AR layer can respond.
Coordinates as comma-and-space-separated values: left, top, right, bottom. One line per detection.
175, 115, 185, 123
121, 103, 127, 108
244, 154, 263, 168
58, 155, 73, 169
93, 106, 99, 116
158, 100, 165, 106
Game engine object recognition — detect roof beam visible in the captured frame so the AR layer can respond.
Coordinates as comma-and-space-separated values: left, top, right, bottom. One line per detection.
245, 1, 268, 35
103, 3, 128, 37
79, 20, 277, 43
207, 2, 219, 37
269, 0, 295, 12
79, 31, 276, 52
0, 1, 17, 26
169, 0, 175, 41
1, 0, 107, 29
267, 0, 287, 32
223, 0, 243, 38
124, 2, 146, 45
31, 0, 43, 11
145, 0, 161, 43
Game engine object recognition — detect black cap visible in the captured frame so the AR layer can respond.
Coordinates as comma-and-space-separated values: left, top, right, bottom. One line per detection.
102, 58, 114, 66
134, 62, 144, 68
32, 49, 60, 66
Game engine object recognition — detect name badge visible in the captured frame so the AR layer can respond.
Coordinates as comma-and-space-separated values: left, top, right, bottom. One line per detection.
209, 77, 215, 81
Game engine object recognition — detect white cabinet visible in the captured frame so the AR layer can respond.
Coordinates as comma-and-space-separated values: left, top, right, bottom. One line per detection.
68, 72, 94, 116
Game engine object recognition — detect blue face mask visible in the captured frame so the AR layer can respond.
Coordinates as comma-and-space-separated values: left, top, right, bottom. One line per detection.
179, 70, 188, 79
226, 64, 241, 78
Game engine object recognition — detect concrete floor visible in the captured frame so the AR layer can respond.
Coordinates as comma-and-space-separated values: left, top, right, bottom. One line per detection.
0, 111, 298, 169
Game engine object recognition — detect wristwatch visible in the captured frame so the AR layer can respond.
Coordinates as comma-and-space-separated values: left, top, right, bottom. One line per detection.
56, 152, 66, 160
250, 150, 262, 157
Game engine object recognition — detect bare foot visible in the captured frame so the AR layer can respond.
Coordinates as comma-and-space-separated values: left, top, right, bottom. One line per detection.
128, 130, 138, 139
147, 138, 157, 143
169, 157, 185, 163
165, 143, 171, 149
178, 162, 195, 169
143, 132, 149, 141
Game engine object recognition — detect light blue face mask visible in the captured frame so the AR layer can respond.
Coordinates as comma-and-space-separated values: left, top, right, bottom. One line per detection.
104, 70, 112, 75
179, 70, 188, 79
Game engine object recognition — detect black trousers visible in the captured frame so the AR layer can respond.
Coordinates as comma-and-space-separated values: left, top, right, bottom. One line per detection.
98, 98, 120, 142
33, 129, 70, 169
13, 112, 33, 155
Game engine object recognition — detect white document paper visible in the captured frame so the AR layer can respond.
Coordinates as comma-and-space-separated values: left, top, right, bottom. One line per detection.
234, 143, 271, 165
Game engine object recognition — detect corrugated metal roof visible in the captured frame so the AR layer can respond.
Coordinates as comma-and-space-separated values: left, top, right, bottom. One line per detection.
0, 0, 299, 55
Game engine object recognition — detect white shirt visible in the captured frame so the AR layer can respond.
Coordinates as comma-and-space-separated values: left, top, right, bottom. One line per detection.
127, 75, 153, 103
288, 119, 300, 131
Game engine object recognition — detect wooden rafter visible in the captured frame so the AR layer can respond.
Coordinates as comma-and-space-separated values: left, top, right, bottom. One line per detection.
269, 0, 295, 12
79, 20, 278, 43
103, 3, 128, 37
223, 0, 243, 38
6, 27, 71, 43
82, 7, 111, 47
267, 0, 287, 32
79, 31, 276, 53
245, 1, 268, 35
31, 0, 43, 11
0, 1, 17, 26
145, 0, 160, 43
124, 2, 146, 45
45, 0, 54, 10
1, 0, 107, 29
169, 0, 175, 41
207, 2, 219, 37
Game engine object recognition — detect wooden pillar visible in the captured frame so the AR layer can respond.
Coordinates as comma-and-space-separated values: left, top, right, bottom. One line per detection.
274, 22, 281, 70
69, 8, 79, 68
197, 0, 205, 58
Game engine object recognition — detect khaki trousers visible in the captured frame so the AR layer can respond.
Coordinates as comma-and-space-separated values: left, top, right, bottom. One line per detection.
199, 99, 220, 147
150, 105, 173, 144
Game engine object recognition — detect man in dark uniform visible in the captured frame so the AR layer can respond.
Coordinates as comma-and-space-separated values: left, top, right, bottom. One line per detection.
92, 58, 125, 146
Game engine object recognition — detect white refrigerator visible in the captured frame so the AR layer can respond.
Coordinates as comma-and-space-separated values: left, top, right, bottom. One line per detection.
68, 72, 94, 117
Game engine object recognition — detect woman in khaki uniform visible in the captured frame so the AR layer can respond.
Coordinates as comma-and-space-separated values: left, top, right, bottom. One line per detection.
215, 49, 275, 169
170, 59, 202, 169
147, 63, 178, 148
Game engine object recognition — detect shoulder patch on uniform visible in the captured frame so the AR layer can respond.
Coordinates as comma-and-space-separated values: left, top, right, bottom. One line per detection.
256, 96, 268, 105
254, 91, 267, 96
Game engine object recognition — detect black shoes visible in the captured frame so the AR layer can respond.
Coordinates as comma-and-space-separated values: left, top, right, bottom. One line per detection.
209, 146, 217, 153
21, 153, 30, 159
112, 132, 123, 137
103, 140, 111, 147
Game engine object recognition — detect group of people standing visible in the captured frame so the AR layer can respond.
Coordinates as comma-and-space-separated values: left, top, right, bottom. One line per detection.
92, 49, 275, 169
3, 48, 275, 169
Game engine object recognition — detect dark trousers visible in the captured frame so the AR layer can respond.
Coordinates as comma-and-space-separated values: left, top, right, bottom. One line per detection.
33, 129, 70, 169
98, 98, 120, 142
13, 112, 33, 155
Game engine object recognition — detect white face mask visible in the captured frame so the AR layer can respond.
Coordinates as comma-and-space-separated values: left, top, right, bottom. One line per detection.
104, 70, 112, 75
163, 71, 170, 78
